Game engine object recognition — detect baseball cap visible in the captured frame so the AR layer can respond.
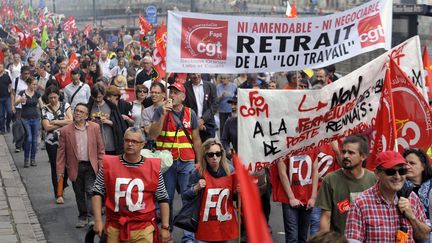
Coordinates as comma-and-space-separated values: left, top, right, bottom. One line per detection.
375, 151, 406, 169
168, 82, 185, 93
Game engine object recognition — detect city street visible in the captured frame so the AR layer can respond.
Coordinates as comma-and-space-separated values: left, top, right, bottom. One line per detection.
4, 133, 285, 243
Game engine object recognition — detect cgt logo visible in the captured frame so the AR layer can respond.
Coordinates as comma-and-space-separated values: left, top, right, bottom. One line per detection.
181, 17, 228, 60
357, 14, 385, 48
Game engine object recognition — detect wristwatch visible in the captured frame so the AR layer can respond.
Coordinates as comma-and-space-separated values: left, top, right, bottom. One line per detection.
161, 225, 170, 230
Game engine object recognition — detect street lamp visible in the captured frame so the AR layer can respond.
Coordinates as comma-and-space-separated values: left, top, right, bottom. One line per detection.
93, 0, 96, 25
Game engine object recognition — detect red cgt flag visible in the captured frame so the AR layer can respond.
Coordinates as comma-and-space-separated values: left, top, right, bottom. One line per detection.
422, 46, 432, 100
139, 16, 152, 35
232, 155, 273, 243
366, 68, 397, 170
389, 58, 432, 152
153, 23, 167, 80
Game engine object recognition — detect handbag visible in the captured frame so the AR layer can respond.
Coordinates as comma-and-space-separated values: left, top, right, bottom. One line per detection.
173, 191, 202, 232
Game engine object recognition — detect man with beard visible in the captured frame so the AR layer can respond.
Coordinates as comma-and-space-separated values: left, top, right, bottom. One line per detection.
316, 135, 376, 234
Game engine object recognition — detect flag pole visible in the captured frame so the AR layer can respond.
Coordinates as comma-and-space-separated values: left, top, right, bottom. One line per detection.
387, 59, 399, 152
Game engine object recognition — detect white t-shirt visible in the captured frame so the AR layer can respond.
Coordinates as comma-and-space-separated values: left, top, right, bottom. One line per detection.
12, 78, 28, 109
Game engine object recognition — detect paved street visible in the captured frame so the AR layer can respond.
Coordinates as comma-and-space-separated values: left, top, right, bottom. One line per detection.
2, 132, 285, 243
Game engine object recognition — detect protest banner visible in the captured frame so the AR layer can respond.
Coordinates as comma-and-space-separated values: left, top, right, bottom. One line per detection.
238, 36, 425, 172
167, 0, 392, 73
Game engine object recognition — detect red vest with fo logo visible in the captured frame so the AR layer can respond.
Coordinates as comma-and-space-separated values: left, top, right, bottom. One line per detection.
156, 107, 195, 161
271, 145, 338, 204
103, 155, 160, 233
195, 170, 238, 241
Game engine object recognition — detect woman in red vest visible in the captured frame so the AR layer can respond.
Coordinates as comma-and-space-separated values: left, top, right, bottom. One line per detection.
184, 138, 239, 242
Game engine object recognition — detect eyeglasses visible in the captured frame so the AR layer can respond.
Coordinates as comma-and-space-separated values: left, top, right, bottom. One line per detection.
137, 90, 148, 93
150, 91, 161, 95
124, 138, 144, 145
206, 151, 222, 158
382, 167, 408, 176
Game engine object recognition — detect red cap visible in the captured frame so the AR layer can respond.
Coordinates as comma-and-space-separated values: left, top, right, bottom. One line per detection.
168, 82, 185, 93
375, 151, 406, 169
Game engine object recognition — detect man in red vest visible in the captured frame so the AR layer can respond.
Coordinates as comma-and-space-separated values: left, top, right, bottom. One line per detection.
148, 82, 202, 242
92, 127, 171, 242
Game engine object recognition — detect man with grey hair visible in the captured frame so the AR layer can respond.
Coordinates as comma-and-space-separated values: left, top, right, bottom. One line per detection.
135, 56, 158, 86
99, 50, 111, 80
92, 127, 171, 242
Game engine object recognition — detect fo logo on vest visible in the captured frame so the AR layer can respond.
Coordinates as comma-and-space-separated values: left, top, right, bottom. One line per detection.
203, 188, 232, 222
114, 178, 146, 212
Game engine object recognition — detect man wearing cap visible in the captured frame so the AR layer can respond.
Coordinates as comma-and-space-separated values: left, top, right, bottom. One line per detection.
345, 151, 430, 242
127, 55, 141, 87
63, 68, 91, 110
316, 135, 376, 234
149, 82, 202, 243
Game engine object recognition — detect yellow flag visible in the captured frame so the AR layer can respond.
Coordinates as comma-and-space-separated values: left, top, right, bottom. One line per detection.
41, 26, 48, 49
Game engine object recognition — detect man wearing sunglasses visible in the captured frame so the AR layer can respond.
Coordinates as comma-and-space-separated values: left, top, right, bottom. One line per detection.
345, 151, 431, 242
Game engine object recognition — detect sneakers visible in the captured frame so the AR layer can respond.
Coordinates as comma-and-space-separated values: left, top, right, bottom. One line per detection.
56, 196, 64, 204
30, 160, 37, 166
24, 160, 29, 168
75, 219, 87, 228
15, 148, 21, 153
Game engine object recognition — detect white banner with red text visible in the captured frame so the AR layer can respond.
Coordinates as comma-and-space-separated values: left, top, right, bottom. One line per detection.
238, 36, 428, 172
166, 0, 392, 73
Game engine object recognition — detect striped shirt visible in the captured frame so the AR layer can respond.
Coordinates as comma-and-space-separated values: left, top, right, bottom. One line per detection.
92, 155, 169, 203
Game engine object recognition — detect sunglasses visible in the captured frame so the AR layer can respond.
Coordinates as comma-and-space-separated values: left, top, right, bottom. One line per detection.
137, 90, 148, 93
382, 167, 408, 176
206, 151, 222, 158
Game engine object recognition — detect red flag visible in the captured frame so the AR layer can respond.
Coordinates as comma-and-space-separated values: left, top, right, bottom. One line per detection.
389, 58, 432, 152
232, 155, 272, 243
422, 47, 432, 100
139, 16, 152, 35
83, 23, 92, 38
63, 16, 77, 34
0, 49, 4, 64
65, 51, 80, 84
286, 2, 298, 18
153, 23, 167, 80
139, 33, 150, 48
25, 35, 33, 49
366, 68, 397, 170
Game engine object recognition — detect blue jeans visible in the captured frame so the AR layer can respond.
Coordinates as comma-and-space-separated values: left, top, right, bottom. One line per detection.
282, 204, 311, 243
309, 207, 321, 236
22, 118, 40, 160
0, 97, 10, 132
163, 160, 195, 243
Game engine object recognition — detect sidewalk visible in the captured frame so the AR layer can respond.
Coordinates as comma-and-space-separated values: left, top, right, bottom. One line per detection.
0, 135, 46, 243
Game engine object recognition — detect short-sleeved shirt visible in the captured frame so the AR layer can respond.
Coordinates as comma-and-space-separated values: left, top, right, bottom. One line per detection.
316, 168, 376, 233
12, 78, 28, 109
345, 183, 428, 243
41, 102, 71, 145
90, 102, 115, 152
19, 90, 41, 119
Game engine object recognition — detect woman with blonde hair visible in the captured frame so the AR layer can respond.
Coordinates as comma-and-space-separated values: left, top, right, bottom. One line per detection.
183, 138, 238, 242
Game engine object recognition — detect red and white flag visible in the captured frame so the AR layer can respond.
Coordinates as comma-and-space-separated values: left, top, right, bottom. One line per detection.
138, 16, 152, 35
83, 23, 92, 38
286, 1, 298, 18
153, 22, 167, 80
367, 58, 432, 169
63, 16, 77, 34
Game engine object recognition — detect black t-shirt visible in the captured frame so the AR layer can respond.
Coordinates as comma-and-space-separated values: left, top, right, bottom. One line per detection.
135, 68, 158, 85
0, 72, 11, 98
19, 90, 41, 119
